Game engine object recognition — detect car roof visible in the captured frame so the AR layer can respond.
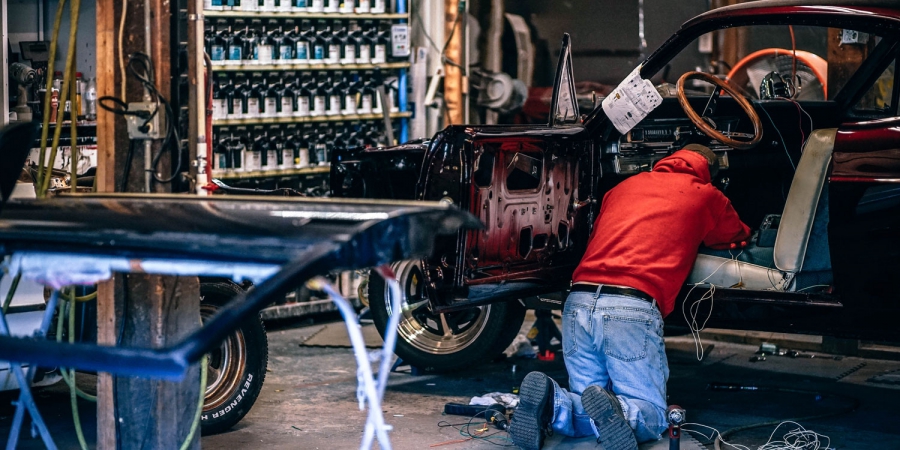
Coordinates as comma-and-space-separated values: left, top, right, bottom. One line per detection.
686, 0, 900, 29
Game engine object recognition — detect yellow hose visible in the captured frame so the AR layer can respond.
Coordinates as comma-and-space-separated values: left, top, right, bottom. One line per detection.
39, 0, 82, 198
36, 0, 68, 192
69, 57, 78, 193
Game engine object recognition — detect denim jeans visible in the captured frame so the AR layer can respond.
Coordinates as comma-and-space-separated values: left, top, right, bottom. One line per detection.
549, 287, 669, 443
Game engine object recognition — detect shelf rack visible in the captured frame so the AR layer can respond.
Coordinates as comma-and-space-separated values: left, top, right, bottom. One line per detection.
213, 111, 411, 126
210, 61, 410, 72
212, 165, 329, 180
204, 11, 408, 20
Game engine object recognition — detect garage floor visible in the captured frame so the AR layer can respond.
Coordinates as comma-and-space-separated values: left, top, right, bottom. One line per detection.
2, 313, 900, 449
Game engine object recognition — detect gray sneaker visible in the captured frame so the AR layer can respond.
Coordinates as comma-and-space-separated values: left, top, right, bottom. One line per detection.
581, 385, 637, 450
509, 371, 554, 450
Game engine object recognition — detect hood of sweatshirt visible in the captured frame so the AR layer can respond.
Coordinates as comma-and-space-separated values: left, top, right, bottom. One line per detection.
652, 149, 712, 184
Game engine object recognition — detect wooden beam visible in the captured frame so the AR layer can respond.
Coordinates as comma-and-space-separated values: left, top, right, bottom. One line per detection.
96, 0, 201, 448
443, 0, 463, 126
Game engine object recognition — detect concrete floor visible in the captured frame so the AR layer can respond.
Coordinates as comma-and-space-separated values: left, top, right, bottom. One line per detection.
2, 313, 900, 449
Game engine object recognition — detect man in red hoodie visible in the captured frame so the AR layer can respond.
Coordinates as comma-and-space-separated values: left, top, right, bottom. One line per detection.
510, 145, 750, 450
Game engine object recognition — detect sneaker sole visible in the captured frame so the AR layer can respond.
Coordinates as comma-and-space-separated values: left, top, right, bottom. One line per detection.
582, 386, 638, 450
510, 372, 552, 450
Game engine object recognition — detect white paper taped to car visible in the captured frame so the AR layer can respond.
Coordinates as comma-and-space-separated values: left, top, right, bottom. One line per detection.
601, 65, 663, 135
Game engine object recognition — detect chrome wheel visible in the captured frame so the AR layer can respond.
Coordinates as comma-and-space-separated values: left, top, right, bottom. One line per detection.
200, 304, 247, 411
386, 261, 492, 355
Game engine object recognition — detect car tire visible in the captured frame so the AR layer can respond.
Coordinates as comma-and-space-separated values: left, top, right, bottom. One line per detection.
199, 281, 268, 435
368, 260, 526, 372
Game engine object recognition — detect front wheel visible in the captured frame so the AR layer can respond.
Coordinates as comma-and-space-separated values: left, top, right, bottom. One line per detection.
368, 261, 526, 372
199, 281, 268, 435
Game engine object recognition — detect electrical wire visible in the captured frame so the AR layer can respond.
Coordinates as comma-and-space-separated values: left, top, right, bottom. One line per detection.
758, 106, 796, 171
435, 411, 516, 447
179, 354, 208, 450
682, 251, 743, 361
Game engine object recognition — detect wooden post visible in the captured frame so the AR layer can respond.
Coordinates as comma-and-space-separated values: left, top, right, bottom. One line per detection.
443, 0, 463, 126
96, 0, 201, 448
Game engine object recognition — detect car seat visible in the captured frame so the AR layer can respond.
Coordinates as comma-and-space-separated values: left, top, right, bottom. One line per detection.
686, 128, 836, 291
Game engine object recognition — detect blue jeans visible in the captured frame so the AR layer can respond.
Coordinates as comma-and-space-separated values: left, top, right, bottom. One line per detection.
549, 287, 669, 443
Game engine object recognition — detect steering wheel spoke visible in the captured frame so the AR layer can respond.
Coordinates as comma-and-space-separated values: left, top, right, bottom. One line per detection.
676, 71, 763, 150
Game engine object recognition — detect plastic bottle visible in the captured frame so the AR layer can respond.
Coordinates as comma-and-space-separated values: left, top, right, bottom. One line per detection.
266, 129, 281, 170
212, 77, 231, 120
296, 21, 314, 64
295, 75, 312, 117
230, 134, 246, 172
263, 78, 280, 117
356, 0, 370, 13
228, 27, 244, 63
293, 0, 308, 12
323, 0, 338, 13
247, 77, 263, 116
308, 0, 324, 13
49, 89, 60, 124
342, 73, 358, 115
340, 23, 357, 65
371, 0, 385, 14
357, 24, 373, 64
339, 0, 354, 14
84, 77, 98, 121
313, 74, 329, 116
327, 75, 343, 116
297, 129, 311, 168
372, 28, 388, 64
325, 23, 341, 65
280, 128, 296, 169
312, 22, 328, 63
279, 77, 295, 117
249, 130, 267, 171
277, 26, 294, 63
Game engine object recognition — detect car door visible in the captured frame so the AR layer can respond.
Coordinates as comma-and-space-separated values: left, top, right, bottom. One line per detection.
828, 56, 900, 339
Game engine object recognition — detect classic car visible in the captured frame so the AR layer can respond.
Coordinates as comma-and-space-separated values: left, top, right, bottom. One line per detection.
331, 0, 900, 371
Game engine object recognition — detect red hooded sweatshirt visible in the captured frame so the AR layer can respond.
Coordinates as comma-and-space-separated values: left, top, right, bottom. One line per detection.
571, 149, 751, 317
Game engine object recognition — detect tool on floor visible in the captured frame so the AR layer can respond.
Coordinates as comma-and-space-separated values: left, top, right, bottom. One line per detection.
485, 403, 509, 430
667, 405, 686, 450
529, 309, 562, 361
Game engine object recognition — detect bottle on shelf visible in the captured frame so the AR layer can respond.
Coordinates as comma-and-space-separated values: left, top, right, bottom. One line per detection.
212, 75, 232, 120
313, 127, 330, 165
279, 76, 295, 117
280, 24, 297, 63
308, 0, 324, 13
241, 0, 258, 12
277, 0, 293, 12
271, 24, 290, 63
263, 77, 281, 118
339, 22, 357, 65
266, 127, 282, 170
356, 0, 370, 14
296, 74, 313, 117
282, 127, 298, 169
341, 73, 359, 115
358, 71, 375, 114
297, 127, 311, 168
339, 0, 355, 14
357, 23, 372, 64
296, 21, 313, 64
261, 0, 276, 12
372, 27, 388, 64
207, 25, 224, 63
323, 0, 338, 14
313, 73, 329, 116
312, 22, 328, 63
228, 26, 244, 63
386, 76, 400, 113
249, 22, 266, 65
247, 76, 264, 117
206, 0, 224, 11
293, 0, 308, 13
214, 136, 232, 172
249, 128, 267, 171
371, 0, 385, 14
231, 131, 247, 172
257, 25, 276, 65
85, 77, 97, 121
75, 72, 85, 119
325, 22, 341, 65
230, 75, 250, 119
327, 74, 344, 116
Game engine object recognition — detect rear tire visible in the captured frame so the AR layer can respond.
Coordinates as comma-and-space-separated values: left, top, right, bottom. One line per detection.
199, 281, 268, 435
368, 260, 526, 372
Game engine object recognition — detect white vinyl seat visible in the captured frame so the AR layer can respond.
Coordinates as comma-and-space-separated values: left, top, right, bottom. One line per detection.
686, 129, 836, 291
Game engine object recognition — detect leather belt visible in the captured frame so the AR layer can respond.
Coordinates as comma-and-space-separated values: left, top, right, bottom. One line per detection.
570, 284, 655, 304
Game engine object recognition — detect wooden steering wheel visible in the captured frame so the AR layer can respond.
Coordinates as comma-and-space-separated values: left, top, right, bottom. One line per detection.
675, 71, 763, 150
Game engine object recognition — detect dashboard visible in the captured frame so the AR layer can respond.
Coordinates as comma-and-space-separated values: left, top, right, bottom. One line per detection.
606, 117, 751, 175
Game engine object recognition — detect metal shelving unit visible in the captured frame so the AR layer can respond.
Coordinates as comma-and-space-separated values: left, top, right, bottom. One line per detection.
213, 111, 410, 126
204, 11, 408, 20
212, 165, 329, 180
210, 61, 410, 71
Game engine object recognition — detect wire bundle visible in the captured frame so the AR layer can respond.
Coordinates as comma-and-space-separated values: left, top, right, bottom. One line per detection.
683, 421, 831, 450
434, 411, 515, 448
681, 250, 743, 361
